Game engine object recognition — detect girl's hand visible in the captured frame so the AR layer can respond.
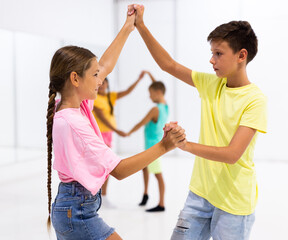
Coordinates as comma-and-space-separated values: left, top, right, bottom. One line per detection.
161, 124, 186, 152
125, 5, 136, 32
128, 4, 144, 27
115, 129, 128, 137
138, 70, 146, 80
163, 121, 178, 137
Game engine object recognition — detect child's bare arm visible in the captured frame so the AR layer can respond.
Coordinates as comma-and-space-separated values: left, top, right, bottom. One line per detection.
116, 72, 144, 99
181, 126, 257, 164
110, 124, 186, 180
93, 107, 126, 136
98, 6, 135, 81
132, 4, 194, 87
128, 107, 158, 135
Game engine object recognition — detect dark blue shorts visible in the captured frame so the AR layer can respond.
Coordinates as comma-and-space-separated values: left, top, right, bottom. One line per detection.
51, 182, 114, 240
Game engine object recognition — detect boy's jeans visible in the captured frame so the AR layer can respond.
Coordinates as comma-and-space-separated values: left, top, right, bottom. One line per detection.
171, 191, 255, 240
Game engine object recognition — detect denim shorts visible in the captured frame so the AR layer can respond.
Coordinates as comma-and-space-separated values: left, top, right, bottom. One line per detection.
171, 191, 255, 240
51, 182, 114, 240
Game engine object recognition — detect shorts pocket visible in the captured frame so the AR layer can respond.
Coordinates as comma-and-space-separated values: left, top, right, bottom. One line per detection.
174, 218, 191, 234
52, 206, 73, 234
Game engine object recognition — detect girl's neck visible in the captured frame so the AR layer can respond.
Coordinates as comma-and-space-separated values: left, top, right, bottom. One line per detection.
57, 96, 82, 111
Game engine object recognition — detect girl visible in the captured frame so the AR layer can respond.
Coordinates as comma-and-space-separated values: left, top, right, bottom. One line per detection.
46, 7, 186, 240
92, 73, 144, 207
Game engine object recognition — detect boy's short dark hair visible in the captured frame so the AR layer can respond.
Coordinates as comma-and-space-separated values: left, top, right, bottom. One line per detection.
207, 21, 258, 64
149, 81, 166, 94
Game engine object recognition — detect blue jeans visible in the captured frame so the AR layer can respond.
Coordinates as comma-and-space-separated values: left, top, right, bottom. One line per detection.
51, 182, 114, 240
171, 191, 255, 240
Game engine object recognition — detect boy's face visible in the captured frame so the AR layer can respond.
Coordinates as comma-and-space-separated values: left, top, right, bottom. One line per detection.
210, 40, 240, 78
149, 88, 161, 103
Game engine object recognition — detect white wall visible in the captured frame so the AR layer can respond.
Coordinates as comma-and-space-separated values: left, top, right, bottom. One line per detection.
0, 30, 14, 147
0, 0, 114, 46
0, 0, 115, 155
114, 0, 288, 162
0, 0, 287, 162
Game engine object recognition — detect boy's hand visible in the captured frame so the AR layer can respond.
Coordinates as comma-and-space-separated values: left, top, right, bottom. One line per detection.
128, 4, 144, 27
115, 129, 128, 137
163, 121, 187, 150
161, 123, 186, 152
163, 121, 178, 137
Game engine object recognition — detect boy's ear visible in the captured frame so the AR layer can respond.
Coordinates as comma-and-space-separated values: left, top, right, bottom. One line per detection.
70, 72, 80, 87
238, 49, 248, 63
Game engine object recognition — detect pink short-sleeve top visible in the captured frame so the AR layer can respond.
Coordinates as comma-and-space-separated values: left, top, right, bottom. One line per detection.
52, 100, 122, 195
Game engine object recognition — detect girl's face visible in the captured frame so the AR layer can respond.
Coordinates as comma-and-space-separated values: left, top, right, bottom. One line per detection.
78, 58, 103, 100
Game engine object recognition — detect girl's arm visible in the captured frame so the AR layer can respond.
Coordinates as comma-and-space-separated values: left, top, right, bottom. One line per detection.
144, 70, 156, 82
110, 124, 186, 180
116, 71, 145, 99
128, 107, 158, 135
180, 126, 257, 164
93, 107, 127, 136
98, 6, 135, 80
132, 4, 194, 87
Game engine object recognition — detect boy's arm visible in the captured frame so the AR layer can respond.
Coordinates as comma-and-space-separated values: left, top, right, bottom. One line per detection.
132, 4, 195, 87
116, 71, 145, 99
98, 6, 135, 80
181, 126, 257, 164
128, 107, 158, 135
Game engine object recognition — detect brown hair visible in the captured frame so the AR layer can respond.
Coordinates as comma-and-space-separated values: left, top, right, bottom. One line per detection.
104, 78, 114, 115
149, 81, 166, 94
46, 46, 95, 229
207, 21, 258, 64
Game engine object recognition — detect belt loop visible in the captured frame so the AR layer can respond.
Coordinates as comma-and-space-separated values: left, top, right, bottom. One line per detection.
72, 182, 76, 196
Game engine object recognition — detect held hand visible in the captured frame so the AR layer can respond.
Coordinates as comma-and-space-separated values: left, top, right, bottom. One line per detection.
125, 5, 136, 32
163, 121, 178, 137
138, 70, 146, 80
161, 124, 186, 152
115, 129, 128, 137
128, 4, 144, 27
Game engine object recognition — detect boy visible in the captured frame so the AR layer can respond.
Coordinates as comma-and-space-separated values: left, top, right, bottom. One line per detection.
128, 71, 169, 212
130, 4, 267, 240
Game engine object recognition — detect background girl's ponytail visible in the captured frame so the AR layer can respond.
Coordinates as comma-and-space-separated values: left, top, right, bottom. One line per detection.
105, 78, 114, 115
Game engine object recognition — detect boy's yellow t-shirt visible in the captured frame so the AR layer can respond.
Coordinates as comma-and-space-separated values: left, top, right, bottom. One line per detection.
93, 92, 117, 132
190, 71, 267, 215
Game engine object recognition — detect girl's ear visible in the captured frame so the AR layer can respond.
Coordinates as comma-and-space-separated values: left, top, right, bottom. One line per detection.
70, 72, 79, 87
238, 49, 248, 63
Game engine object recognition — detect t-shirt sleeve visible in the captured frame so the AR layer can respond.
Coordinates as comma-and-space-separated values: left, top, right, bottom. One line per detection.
192, 71, 219, 98
74, 136, 122, 195
240, 95, 267, 133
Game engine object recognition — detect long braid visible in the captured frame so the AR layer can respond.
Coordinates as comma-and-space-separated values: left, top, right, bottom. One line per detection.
46, 85, 56, 230
47, 45, 96, 232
